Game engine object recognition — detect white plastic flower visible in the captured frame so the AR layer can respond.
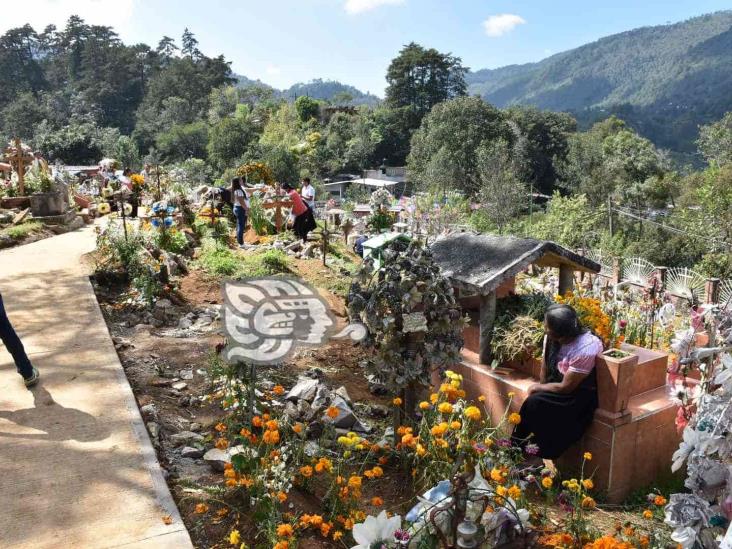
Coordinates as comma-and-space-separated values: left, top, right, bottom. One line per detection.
352, 510, 402, 549
672, 427, 704, 472
671, 526, 697, 549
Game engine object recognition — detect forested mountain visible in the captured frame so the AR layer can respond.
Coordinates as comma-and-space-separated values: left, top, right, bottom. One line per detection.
233, 76, 381, 107
467, 11, 732, 157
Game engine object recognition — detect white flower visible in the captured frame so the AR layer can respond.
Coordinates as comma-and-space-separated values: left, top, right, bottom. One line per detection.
671, 328, 696, 357
672, 428, 704, 472
671, 526, 697, 549
352, 510, 402, 549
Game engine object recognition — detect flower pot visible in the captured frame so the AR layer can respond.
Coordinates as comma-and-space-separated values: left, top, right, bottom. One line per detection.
30, 192, 65, 217
596, 349, 638, 413
1, 196, 31, 209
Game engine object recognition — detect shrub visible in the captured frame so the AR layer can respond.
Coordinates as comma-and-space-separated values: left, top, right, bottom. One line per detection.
1, 221, 43, 240
152, 228, 189, 254
240, 249, 290, 278
196, 238, 240, 277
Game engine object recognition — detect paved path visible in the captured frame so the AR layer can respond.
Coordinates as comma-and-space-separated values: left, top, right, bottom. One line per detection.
0, 226, 192, 549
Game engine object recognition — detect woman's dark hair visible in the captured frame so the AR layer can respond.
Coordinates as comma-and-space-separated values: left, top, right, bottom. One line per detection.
281, 182, 294, 191
123, 168, 132, 176
302, 177, 311, 185
545, 304, 584, 339
231, 177, 242, 192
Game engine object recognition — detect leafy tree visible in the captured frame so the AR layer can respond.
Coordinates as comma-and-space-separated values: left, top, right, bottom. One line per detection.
697, 112, 732, 168
530, 193, 601, 249
114, 135, 141, 170
476, 139, 527, 234
207, 113, 257, 171
181, 28, 200, 59
408, 96, 511, 196
155, 121, 208, 162
385, 42, 467, 121
294, 95, 320, 123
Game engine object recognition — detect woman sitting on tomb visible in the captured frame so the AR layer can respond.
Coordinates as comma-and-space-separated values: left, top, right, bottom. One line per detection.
511, 304, 603, 460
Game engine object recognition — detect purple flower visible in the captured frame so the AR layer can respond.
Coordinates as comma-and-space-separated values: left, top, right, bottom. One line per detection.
525, 443, 540, 456
472, 442, 488, 454
497, 438, 512, 448
557, 492, 574, 512
394, 529, 411, 541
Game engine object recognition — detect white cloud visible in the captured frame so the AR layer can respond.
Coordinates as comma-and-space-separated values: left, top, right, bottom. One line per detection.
0, 0, 135, 34
265, 65, 281, 76
482, 14, 526, 37
344, 0, 405, 15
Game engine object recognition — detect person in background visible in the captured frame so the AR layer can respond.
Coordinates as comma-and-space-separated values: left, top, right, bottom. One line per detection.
231, 177, 250, 247
283, 182, 316, 243
0, 292, 39, 388
301, 177, 315, 210
119, 168, 133, 191
510, 304, 602, 461
353, 233, 369, 257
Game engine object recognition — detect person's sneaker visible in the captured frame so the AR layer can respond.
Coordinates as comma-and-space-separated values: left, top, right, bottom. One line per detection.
23, 367, 40, 388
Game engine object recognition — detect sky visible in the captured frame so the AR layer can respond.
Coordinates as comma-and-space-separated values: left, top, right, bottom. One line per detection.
2, 0, 731, 96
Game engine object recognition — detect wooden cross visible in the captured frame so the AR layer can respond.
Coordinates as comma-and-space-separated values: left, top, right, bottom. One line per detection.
317, 220, 334, 266
114, 189, 132, 242
260, 187, 293, 233
200, 197, 222, 226
4, 138, 31, 196
341, 218, 354, 244
150, 165, 165, 201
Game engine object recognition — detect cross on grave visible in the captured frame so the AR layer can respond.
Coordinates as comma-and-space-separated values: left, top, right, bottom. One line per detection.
113, 189, 133, 242
260, 187, 293, 233
4, 138, 32, 196
316, 219, 334, 266
200, 197, 223, 226
149, 165, 165, 201
341, 218, 354, 244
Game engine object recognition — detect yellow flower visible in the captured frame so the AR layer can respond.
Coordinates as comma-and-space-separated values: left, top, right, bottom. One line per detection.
508, 485, 522, 499
583, 452, 593, 461
371, 496, 383, 506
478, 395, 486, 402
274, 542, 289, 549
300, 465, 313, 478
464, 406, 482, 421
643, 510, 653, 519
541, 476, 553, 489
508, 413, 521, 425
496, 485, 508, 497
508, 391, 515, 398
582, 479, 594, 490
438, 402, 453, 414
215, 422, 227, 432
419, 401, 431, 410
392, 397, 402, 406
450, 421, 462, 430
229, 530, 241, 545
333, 531, 344, 541
490, 468, 506, 483
194, 503, 209, 514
429, 393, 439, 404
263, 429, 280, 445
215, 437, 229, 449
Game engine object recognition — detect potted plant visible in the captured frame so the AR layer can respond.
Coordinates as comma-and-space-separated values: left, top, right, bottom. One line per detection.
29, 171, 66, 217
595, 347, 638, 413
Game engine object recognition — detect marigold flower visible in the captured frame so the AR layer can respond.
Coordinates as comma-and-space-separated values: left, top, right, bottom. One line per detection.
419, 401, 431, 410
643, 509, 653, 519
371, 496, 384, 506
263, 429, 280, 445
277, 491, 287, 503
320, 521, 332, 537
582, 496, 596, 509
392, 397, 403, 406
300, 465, 313, 478
464, 406, 481, 421
348, 475, 362, 488
265, 419, 279, 431
225, 478, 237, 487
215, 437, 230, 449
495, 485, 508, 497
508, 485, 522, 499
654, 495, 667, 506
508, 391, 516, 398
273, 542, 289, 549
276, 523, 294, 538
273, 384, 285, 395
326, 406, 339, 419
438, 402, 453, 414
229, 529, 241, 545
370, 466, 384, 477
194, 503, 209, 514
542, 476, 553, 489
583, 451, 593, 461
429, 393, 439, 404
215, 422, 227, 432
378, 456, 389, 465
239, 477, 254, 488
508, 413, 521, 425
450, 420, 462, 430
490, 468, 506, 483
435, 438, 449, 448
583, 479, 594, 490
333, 531, 344, 540
478, 395, 486, 402
416, 443, 427, 456
292, 422, 303, 434
252, 416, 263, 428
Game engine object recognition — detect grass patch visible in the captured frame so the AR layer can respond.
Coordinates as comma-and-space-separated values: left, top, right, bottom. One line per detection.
1, 221, 43, 240
195, 239, 291, 279
195, 238, 241, 277
240, 249, 291, 278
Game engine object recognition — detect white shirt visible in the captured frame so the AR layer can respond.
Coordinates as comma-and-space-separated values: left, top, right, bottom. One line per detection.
302, 184, 315, 208
233, 189, 250, 208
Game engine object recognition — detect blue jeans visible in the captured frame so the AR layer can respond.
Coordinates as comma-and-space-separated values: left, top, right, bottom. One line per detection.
0, 294, 33, 378
233, 206, 247, 245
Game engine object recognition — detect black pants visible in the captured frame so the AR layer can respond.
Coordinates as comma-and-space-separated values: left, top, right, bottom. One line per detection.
0, 294, 33, 378
293, 207, 317, 242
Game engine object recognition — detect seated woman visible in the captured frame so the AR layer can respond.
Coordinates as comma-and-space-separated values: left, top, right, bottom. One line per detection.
511, 304, 603, 460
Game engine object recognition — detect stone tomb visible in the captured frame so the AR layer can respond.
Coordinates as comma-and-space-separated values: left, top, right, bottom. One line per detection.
431, 233, 681, 502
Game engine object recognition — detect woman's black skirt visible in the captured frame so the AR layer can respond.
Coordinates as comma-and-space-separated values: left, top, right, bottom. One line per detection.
511, 371, 598, 459
293, 207, 317, 238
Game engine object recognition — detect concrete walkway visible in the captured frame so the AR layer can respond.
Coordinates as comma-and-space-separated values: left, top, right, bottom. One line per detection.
0, 226, 192, 548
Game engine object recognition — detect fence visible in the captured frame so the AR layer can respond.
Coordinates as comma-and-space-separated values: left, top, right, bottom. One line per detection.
578, 249, 732, 307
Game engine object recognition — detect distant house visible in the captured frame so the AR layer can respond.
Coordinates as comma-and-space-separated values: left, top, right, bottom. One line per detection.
323, 166, 408, 200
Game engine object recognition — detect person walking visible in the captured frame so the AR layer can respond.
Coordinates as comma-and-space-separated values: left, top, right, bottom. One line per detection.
0, 292, 39, 388
231, 177, 250, 247
283, 182, 316, 243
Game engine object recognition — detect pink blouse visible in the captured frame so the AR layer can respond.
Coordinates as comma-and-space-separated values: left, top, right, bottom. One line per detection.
556, 332, 603, 375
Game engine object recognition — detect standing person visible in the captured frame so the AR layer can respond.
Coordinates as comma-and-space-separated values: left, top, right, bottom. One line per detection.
231, 177, 250, 247
301, 177, 316, 210
0, 292, 39, 388
283, 182, 316, 243
510, 304, 603, 460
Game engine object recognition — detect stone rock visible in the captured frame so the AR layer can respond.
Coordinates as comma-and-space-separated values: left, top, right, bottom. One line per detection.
178, 395, 192, 407
303, 368, 324, 380
302, 243, 317, 258
179, 368, 194, 380
178, 317, 193, 330
334, 386, 352, 404
171, 381, 188, 391
169, 431, 204, 447
140, 403, 157, 420
203, 445, 247, 472
305, 420, 324, 440
366, 374, 387, 396
303, 441, 321, 458
189, 422, 202, 432
147, 421, 160, 440
180, 446, 204, 459
297, 399, 312, 418
310, 384, 332, 412
285, 377, 319, 402
367, 404, 390, 418
326, 395, 357, 429
284, 401, 299, 420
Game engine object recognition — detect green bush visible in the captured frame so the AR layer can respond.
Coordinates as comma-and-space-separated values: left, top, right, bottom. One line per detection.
196, 238, 240, 277
152, 228, 189, 254
240, 249, 290, 277
1, 221, 43, 240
